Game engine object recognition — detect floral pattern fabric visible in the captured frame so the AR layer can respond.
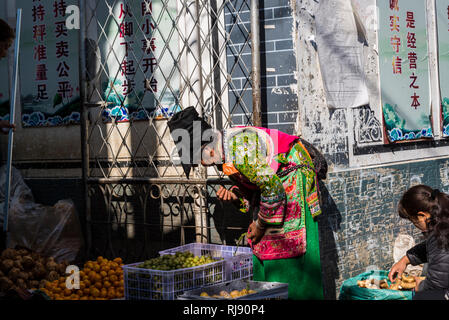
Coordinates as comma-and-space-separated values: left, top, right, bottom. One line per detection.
222, 127, 321, 260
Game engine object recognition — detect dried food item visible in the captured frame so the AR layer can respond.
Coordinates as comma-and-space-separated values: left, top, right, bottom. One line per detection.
380, 279, 389, 289
356, 279, 379, 289
18, 271, 29, 281
16, 249, 29, 256
46, 271, 59, 282
16, 278, 27, 290
201, 288, 258, 299
0, 248, 70, 293
356, 272, 424, 291
21, 256, 35, 270
0, 277, 13, 291
230, 290, 241, 298
46, 259, 58, 272
29, 280, 40, 289
0, 259, 14, 274
400, 281, 416, 290
13, 259, 22, 269
32, 262, 47, 279
1, 248, 16, 260
219, 290, 232, 299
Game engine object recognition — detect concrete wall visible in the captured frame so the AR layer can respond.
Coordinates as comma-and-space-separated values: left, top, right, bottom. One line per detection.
293, 0, 449, 299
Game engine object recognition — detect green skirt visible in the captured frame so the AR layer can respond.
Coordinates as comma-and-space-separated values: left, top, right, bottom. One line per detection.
252, 190, 324, 300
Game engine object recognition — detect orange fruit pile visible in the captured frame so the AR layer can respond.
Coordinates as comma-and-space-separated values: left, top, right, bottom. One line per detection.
40, 256, 125, 300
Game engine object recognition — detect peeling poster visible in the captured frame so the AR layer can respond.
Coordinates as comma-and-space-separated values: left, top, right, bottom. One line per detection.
315, 0, 369, 109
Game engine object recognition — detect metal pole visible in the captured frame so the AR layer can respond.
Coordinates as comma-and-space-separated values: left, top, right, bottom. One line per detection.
191, 0, 208, 243
250, 0, 262, 127
78, 0, 92, 258
3, 9, 22, 237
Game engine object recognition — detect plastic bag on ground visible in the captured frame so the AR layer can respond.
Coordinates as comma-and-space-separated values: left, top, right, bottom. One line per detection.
339, 270, 413, 300
0, 165, 83, 262
393, 234, 423, 276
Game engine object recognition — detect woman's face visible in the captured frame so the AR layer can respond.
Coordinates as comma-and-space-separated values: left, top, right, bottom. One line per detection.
410, 211, 431, 232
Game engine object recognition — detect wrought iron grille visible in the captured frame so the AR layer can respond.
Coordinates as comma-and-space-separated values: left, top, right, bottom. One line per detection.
79, 0, 258, 262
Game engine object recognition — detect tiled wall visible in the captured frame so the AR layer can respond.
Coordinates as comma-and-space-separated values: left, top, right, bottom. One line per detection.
225, 0, 298, 134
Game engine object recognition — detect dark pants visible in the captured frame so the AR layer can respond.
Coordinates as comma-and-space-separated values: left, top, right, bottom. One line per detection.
413, 289, 449, 300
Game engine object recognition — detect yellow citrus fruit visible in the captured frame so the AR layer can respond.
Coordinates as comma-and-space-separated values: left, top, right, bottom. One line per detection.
110, 275, 118, 283
63, 288, 72, 296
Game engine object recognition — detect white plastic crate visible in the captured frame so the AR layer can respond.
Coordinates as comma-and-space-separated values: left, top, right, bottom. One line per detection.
123, 243, 253, 300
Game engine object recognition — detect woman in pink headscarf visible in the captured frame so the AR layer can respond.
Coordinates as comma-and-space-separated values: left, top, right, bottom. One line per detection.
168, 106, 327, 299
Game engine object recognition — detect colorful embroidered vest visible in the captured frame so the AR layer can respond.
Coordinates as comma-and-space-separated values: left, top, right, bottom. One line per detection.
222, 126, 322, 260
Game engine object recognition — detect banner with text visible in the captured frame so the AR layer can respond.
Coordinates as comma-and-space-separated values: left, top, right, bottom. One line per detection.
378, 0, 433, 142
93, 0, 181, 122
18, 0, 81, 127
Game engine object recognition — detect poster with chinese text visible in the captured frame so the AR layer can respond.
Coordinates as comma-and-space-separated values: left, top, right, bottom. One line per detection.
436, 0, 449, 137
378, 0, 433, 142
93, 0, 180, 122
18, 0, 81, 127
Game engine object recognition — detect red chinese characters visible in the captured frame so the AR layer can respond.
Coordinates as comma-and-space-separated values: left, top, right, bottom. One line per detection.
54, 1, 72, 99
32, 3, 48, 101
390, 35, 401, 53
140, 1, 157, 93
390, 0, 399, 11
406, 10, 419, 109
392, 56, 402, 74
390, 2, 401, 75
390, 15, 400, 32
406, 11, 415, 29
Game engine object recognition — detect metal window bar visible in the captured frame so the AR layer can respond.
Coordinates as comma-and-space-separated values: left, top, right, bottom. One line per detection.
80, 0, 260, 262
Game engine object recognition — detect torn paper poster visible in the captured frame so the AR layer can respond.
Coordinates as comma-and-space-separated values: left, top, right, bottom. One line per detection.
315, 0, 369, 109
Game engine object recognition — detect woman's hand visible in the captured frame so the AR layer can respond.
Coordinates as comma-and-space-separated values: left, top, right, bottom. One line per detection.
216, 186, 238, 202
388, 255, 410, 283
247, 220, 265, 245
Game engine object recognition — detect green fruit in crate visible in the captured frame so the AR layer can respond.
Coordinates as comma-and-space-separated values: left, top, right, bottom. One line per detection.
138, 251, 223, 271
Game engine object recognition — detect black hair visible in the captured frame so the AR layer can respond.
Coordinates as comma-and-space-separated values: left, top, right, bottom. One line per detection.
0, 19, 15, 43
398, 184, 449, 250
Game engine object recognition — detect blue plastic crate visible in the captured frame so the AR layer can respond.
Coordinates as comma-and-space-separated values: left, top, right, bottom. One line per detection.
123, 243, 253, 300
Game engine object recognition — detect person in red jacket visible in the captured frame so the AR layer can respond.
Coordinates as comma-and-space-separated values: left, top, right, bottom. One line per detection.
0, 19, 16, 134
